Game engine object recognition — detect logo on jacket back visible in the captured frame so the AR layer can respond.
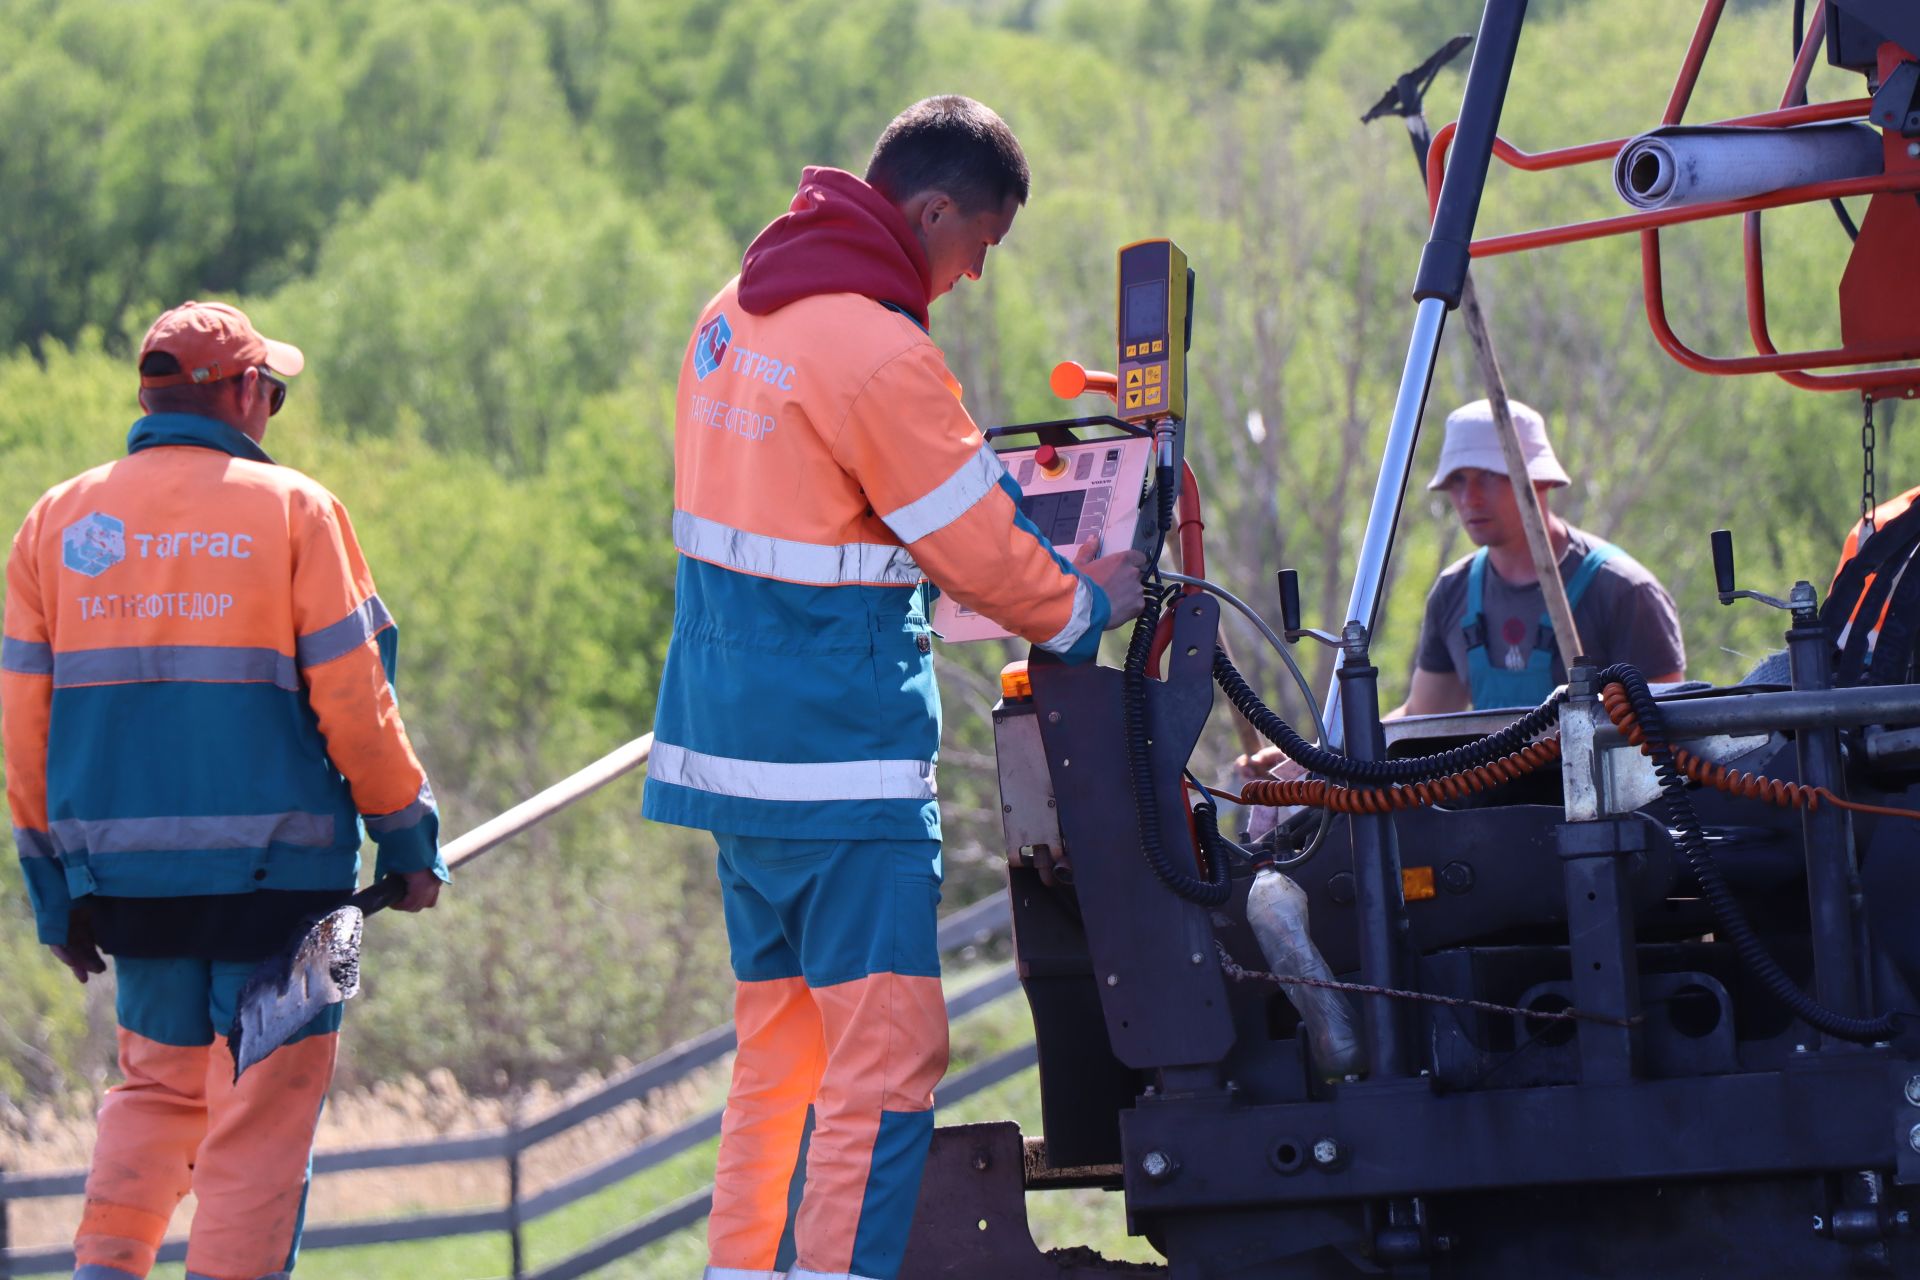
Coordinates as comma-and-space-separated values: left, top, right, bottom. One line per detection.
694, 314, 733, 381
62, 513, 125, 578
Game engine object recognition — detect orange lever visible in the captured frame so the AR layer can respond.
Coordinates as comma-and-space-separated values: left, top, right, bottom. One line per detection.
1050, 360, 1118, 403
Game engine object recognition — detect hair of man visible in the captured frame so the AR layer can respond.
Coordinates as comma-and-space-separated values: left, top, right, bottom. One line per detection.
865, 94, 1031, 213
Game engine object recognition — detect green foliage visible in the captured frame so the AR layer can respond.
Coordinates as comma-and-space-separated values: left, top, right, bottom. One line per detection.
0, 0, 1891, 1106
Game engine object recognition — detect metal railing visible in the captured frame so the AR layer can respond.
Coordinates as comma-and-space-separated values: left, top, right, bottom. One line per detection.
0, 737, 1031, 1279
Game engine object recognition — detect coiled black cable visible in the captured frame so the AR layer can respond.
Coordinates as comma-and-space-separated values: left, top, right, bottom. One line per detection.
1124, 583, 1232, 905
1598, 663, 1899, 1043
1213, 646, 1566, 785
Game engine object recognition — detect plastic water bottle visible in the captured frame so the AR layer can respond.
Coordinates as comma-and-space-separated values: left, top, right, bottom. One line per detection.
1245, 865, 1363, 1079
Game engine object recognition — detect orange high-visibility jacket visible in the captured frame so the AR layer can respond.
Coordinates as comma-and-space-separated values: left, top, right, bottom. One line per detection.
642, 279, 1108, 841
2, 414, 442, 946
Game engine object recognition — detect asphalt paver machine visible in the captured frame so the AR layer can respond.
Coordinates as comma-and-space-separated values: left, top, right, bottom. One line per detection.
901, 2, 1920, 1276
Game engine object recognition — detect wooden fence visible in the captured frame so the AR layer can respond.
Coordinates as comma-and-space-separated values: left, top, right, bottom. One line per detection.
1, 867, 1027, 1279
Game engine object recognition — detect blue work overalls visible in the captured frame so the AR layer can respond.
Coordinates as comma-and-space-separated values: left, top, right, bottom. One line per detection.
1459, 544, 1617, 708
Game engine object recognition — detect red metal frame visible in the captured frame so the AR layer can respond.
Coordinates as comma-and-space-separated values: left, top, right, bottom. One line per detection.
1423, 0, 1920, 395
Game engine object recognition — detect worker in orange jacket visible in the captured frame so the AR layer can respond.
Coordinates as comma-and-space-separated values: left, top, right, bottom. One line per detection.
2, 302, 445, 1280
643, 98, 1147, 1280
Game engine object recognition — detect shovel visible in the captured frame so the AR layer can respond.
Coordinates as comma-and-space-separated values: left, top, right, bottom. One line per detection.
228, 732, 655, 1079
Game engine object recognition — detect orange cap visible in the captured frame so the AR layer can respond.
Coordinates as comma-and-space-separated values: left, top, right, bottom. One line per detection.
137, 301, 305, 388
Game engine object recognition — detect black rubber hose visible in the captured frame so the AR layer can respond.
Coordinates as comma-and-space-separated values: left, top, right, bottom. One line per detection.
1595, 663, 1898, 1043
1213, 646, 1566, 785
1124, 586, 1232, 906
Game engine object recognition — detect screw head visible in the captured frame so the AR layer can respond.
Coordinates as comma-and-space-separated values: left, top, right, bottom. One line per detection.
1190, 951, 1204, 965
1312, 1137, 1342, 1167
1141, 1149, 1177, 1181
1907, 141, 1919, 158
971, 1147, 992, 1172
1908, 1122, 1920, 1155
1904, 1074, 1920, 1107
1047, 710, 1061, 723
1106, 973, 1120, 987
1898, 1210, 1913, 1229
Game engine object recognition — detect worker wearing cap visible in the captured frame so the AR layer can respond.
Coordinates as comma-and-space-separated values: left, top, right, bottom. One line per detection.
1398, 398, 1685, 713
1, 301, 446, 1280
643, 97, 1146, 1280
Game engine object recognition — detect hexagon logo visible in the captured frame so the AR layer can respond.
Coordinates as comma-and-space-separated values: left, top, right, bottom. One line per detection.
693, 313, 732, 381
62, 512, 126, 578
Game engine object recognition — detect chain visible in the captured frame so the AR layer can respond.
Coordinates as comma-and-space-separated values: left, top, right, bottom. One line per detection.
1862, 393, 1878, 545
1215, 943, 1642, 1029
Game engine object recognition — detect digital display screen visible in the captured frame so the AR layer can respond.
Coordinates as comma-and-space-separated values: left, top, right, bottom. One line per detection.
1019, 489, 1087, 545
1125, 280, 1166, 343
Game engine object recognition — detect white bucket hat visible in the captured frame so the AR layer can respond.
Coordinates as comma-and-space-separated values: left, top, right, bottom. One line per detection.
1426, 398, 1571, 491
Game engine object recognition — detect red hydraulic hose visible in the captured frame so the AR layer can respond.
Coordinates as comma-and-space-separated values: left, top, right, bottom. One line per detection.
1149, 462, 1206, 677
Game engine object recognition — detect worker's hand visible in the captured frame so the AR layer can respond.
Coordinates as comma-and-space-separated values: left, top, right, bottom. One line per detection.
1235, 745, 1309, 785
393, 868, 444, 913
1075, 539, 1148, 628
1233, 748, 1310, 846
50, 907, 107, 985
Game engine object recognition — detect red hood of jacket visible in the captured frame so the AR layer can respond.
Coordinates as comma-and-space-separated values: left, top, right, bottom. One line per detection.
738, 167, 933, 329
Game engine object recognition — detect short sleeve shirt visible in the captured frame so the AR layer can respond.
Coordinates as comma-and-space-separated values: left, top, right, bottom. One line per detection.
1416, 525, 1686, 684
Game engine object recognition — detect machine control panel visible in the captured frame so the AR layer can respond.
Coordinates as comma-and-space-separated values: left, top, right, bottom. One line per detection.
932, 237, 1186, 645
932, 433, 1154, 643
1117, 239, 1188, 423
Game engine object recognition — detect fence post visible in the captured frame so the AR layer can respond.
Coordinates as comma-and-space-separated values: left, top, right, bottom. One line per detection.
1, 1161, 13, 1280
507, 1104, 525, 1279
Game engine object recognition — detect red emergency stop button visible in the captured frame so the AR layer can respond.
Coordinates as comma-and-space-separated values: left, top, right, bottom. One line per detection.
1035, 444, 1068, 478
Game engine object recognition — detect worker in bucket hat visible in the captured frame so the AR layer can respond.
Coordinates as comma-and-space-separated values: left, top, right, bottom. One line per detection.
2, 300, 446, 1280
1400, 398, 1684, 712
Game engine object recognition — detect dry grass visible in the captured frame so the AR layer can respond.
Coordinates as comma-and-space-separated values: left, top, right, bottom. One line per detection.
2, 1062, 724, 1251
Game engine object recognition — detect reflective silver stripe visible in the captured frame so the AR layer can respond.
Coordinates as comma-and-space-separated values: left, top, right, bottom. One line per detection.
54, 645, 299, 691
50, 812, 336, 855
650, 741, 937, 803
1038, 576, 1096, 656
880, 445, 1006, 544
297, 595, 394, 668
788, 1269, 884, 1280
364, 780, 436, 834
187, 1273, 288, 1280
13, 827, 54, 860
704, 1270, 786, 1280
75, 1266, 145, 1280
673, 511, 923, 587
1, 636, 52, 675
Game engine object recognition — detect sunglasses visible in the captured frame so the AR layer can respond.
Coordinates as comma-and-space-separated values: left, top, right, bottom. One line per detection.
256, 368, 288, 417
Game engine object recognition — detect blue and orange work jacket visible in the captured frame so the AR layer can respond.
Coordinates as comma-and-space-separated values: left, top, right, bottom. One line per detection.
2, 414, 443, 946
643, 280, 1110, 841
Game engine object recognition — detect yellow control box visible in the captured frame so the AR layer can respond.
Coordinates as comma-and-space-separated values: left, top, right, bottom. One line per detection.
1116, 239, 1188, 423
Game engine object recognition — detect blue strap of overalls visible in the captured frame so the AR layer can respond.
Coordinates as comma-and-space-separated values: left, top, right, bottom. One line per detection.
1461, 543, 1619, 708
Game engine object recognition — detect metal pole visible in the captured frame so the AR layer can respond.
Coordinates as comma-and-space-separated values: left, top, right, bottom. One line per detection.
1371, 39, 1585, 674
1338, 629, 1411, 1078
1325, 0, 1531, 745
1326, 297, 1448, 747
1, 1162, 12, 1280
1787, 610, 1867, 1043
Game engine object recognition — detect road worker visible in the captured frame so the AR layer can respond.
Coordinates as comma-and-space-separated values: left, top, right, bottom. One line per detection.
1393, 398, 1685, 714
642, 96, 1147, 1280
2, 301, 445, 1280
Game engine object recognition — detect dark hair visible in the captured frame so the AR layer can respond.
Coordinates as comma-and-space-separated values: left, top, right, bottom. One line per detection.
139, 351, 237, 415
865, 95, 1030, 213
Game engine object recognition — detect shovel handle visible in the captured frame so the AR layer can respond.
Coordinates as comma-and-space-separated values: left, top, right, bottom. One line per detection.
349, 874, 410, 918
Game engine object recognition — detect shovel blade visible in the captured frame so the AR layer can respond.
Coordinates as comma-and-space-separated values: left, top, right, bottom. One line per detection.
229, 905, 366, 1080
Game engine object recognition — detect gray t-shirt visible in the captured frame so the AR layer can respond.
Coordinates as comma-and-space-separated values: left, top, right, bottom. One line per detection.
1416, 526, 1686, 684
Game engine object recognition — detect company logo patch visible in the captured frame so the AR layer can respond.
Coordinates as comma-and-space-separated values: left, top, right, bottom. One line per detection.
62, 512, 126, 578
694, 313, 733, 381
